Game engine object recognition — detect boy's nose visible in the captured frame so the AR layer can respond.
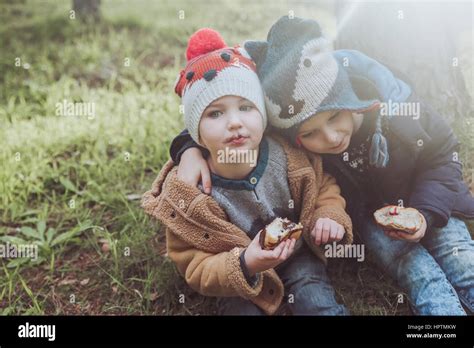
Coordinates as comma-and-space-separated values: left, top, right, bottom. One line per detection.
324, 130, 338, 144
227, 113, 243, 129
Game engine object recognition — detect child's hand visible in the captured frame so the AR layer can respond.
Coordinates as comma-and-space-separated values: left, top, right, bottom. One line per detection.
177, 147, 212, 194
384, 214, 427, 243
311, 217, 345, 246
244, 231, 296, 276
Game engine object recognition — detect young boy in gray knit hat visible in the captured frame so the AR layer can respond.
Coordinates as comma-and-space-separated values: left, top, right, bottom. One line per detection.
143, 27, 354, 315
169, 16, 474, 315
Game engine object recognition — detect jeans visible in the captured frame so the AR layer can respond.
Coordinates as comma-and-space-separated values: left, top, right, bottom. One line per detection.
358, 216, 474, 315
216, 244, 348, 315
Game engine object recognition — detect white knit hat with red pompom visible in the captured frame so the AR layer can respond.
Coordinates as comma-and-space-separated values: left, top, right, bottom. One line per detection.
174, 28, 267, 145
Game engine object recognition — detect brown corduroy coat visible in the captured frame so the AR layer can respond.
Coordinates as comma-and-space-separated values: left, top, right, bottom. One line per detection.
142, 135, 353, 315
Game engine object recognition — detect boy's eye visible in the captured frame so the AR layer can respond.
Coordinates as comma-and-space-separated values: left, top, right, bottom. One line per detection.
240, 105, 253, 111
328, 112, 341, 122
301, 130, 318, 138
208, 110, 222, 118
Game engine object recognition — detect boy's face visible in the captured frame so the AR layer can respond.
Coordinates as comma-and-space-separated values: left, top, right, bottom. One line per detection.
297, 109, 355, 154
199, 95, 264, 157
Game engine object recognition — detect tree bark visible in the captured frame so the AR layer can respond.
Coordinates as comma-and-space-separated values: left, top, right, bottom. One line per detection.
72, 0, 101, 22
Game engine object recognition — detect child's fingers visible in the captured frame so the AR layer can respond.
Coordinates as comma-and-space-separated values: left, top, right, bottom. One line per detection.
314, 229, 322, 246
279, 241, 290, 260
283, 239, 293, 258
321, 220, 330, 244
289, 239, 296, 251
385, 230, 402, 240
386, 229, 413, 241
396, 231, 411, 239
314, 219, 323, 245
329, 225, 338, 241
201, 167, 212, 194
270, 241, 285, 258
177, 170, 193, 186
252, 230, 262, 246
395, 230, 420, 242
335, 227, 344, 241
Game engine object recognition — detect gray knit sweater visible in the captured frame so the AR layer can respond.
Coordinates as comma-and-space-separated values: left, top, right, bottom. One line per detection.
198, 136, 304, 285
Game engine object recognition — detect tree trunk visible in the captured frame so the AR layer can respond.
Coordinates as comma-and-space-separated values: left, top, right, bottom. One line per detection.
72, 0, 101, 22
334, 1, 473, 123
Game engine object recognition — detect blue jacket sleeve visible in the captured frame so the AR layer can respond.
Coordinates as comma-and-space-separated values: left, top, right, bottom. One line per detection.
408, 98, 462, 228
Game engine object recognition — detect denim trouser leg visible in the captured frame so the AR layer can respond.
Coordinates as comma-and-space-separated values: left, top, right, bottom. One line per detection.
216, 296, 265, 315
420, 217, 474, 313
216, 244, 348, 315
276, 244, 349, 315
358, 217, 466, 315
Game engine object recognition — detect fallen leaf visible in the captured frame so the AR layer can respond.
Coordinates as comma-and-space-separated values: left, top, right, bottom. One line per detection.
148, 292, 159, 301
133, 289, 143, 299
99, 238, 110, 253
58, 278, 78, 286
126, 193, 142, 201
101, 242, 110, 253
80, 278, 90, 285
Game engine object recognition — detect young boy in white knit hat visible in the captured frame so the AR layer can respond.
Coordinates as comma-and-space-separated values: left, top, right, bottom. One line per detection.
142, 28, 353, 315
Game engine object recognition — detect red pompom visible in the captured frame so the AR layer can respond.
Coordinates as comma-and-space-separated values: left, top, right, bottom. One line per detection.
186, 28, 226, 61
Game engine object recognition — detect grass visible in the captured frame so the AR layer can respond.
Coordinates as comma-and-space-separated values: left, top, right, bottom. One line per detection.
0, 0, 472, 315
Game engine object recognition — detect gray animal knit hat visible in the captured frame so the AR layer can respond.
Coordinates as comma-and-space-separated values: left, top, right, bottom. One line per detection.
245, 16, 389, 168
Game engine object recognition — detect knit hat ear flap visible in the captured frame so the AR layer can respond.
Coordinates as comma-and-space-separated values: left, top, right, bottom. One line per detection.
244, 40, 268, 68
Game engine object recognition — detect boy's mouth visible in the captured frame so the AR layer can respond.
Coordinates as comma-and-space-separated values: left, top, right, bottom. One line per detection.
225, 134, 249, 145
329, 137, 346, 151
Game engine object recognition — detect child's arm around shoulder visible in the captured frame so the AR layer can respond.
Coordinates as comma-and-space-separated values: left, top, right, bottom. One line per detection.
307, 153, 353, 245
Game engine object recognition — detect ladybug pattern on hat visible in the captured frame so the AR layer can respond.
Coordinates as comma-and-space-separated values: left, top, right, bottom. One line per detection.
174, 27, 267, 146
175, 46, 257, 97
